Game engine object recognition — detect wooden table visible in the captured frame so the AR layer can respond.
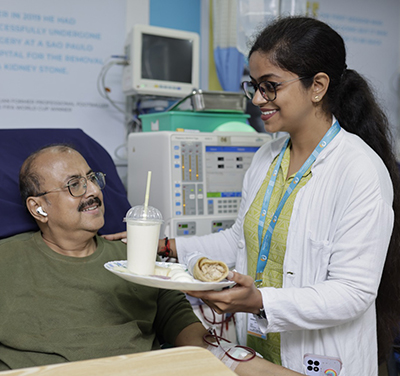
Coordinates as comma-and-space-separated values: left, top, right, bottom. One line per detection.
0, 346, 236, 376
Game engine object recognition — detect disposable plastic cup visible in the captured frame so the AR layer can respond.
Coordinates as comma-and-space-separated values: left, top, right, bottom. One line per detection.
125, 205, 163, 275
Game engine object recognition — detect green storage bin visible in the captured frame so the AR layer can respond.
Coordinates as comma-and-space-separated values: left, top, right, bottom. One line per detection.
140, 111, 250, 132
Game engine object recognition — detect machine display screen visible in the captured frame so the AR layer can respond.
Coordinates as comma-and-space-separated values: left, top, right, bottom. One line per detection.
142, 34, 193, 84
205, 146, 260, 197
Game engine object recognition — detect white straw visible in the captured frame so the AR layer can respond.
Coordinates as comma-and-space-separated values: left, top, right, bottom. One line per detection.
143, 171, 152, 217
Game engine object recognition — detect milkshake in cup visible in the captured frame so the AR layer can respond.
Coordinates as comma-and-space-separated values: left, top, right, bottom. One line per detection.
125, 205, 163, 275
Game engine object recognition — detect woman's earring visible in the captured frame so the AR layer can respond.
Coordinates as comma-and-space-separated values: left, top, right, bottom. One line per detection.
314, 95, 319, 101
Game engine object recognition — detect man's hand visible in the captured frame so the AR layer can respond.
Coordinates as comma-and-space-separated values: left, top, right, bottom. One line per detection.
101, 231, 127, 242
185, 271, 263, 315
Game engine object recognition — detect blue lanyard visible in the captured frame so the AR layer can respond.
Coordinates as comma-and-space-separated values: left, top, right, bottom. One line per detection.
255, 121, 341, 287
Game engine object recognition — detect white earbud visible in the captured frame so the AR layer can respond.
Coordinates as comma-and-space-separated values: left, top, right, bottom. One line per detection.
36, 207, 48, 217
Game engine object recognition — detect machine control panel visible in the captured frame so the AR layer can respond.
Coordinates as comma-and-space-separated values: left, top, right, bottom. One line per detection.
128, 131, 271, 237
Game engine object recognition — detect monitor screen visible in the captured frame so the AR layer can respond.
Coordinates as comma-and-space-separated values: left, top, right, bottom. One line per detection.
141, 34, 193, 84
122, 25, 200, 98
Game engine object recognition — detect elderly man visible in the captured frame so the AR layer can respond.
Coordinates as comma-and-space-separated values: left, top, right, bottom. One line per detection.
0, 144, 302, 376
0, 144, 206, 370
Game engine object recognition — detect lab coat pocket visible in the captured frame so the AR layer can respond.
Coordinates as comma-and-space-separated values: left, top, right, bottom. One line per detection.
306, 236, 332, 284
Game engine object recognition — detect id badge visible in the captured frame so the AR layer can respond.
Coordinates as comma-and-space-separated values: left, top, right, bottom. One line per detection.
247, 313, 267, 339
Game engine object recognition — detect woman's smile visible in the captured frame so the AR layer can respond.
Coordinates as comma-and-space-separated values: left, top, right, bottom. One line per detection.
260, 109, 278, 122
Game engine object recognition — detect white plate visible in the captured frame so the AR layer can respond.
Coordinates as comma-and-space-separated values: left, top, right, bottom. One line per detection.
104, 260, 235, 291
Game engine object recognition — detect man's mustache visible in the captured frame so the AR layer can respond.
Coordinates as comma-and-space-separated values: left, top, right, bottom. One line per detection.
78, 197, 102, 212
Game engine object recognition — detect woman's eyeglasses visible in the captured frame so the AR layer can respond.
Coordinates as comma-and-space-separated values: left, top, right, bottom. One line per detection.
241, 76, 308, 102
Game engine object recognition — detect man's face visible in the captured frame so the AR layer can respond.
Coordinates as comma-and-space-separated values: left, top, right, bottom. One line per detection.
34, 149, 105, 238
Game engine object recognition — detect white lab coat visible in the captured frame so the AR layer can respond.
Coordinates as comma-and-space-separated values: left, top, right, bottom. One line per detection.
177, 126, 394, 375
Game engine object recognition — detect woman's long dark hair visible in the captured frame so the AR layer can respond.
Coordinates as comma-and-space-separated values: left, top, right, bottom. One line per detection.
249, 16, 400, 363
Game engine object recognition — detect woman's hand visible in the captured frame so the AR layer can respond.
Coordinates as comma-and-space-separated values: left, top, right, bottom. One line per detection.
158, 238, 177, 258
185, 271, 263, 315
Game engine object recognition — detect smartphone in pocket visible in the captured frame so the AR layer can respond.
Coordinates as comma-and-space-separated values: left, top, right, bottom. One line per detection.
303, 353, 342, 375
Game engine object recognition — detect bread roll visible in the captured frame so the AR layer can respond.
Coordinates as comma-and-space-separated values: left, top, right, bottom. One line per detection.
192, 257, 229, 282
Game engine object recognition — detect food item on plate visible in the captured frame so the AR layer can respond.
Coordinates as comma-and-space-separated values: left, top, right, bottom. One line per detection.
154, 264, 195, 282
192, 257, 229, 282
171, 272, 195, 282
154, 265, 170, 276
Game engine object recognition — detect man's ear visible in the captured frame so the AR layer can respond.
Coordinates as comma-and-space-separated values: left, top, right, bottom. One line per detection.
26, 197, 48, 223
311, 72, 330, 103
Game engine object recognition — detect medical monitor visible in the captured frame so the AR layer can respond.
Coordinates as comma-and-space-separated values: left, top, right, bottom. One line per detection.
122, 24, 200, 98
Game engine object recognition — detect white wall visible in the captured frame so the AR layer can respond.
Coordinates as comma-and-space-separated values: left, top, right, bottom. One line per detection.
126, 0, 149, 34
0, 0, 150, 172
316, 0, 400, 153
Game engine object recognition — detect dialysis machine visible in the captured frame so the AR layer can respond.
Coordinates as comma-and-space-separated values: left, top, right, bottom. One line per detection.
127, 131, 271, 238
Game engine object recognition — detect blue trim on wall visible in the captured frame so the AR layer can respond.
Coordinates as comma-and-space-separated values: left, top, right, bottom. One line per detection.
149, 0, 201, 34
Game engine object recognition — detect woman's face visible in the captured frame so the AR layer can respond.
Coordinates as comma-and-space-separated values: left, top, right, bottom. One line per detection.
248, 51, 315, 136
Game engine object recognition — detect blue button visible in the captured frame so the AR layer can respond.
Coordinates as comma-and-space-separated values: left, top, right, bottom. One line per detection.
174, 145, 179, 150
184, 230, 189, 235
174, 155, 179, 159
174, 164, 180, 168
175, 183, 180, 188
208, 200, 213, 204
175, 202, 181, 206
175, 193, 181, 197
175, 211, 182, 215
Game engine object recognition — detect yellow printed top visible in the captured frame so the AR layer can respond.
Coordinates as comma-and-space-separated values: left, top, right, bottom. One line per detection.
244, 144, 312, 364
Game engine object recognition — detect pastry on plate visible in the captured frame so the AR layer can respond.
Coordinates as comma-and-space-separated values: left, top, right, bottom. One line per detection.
192, 257, 229, 282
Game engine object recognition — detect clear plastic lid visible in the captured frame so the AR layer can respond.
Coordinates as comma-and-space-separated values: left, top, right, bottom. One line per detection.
124, 205, 163, 223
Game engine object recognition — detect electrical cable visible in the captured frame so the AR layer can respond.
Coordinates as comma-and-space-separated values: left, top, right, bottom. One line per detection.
204, 327, 256, 362
96, 54, 142, 162
97, 58, 128, 114
199, 304, 236, 338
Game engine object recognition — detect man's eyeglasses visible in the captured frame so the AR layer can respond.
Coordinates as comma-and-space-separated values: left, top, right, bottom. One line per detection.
35, 172, 106, 198
241, 76, 308, 102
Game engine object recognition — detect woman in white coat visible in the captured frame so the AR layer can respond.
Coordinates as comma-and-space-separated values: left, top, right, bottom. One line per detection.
160, 16, 400, 376
106, 16, 400, 376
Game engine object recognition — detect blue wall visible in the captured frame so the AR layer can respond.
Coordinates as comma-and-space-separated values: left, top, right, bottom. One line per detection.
149, 0, 201, 34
